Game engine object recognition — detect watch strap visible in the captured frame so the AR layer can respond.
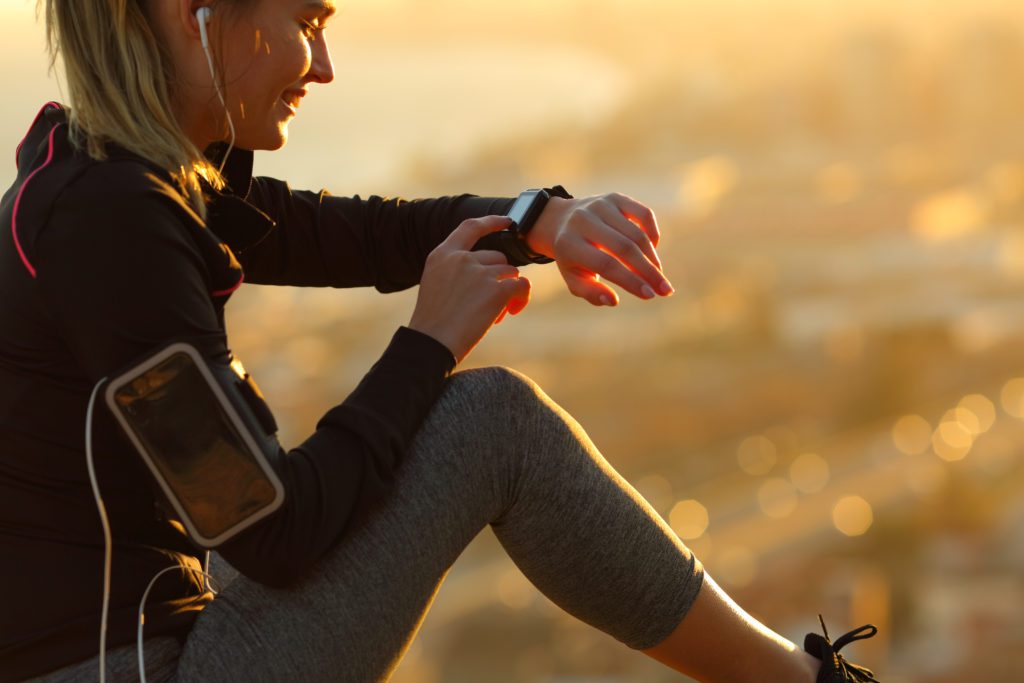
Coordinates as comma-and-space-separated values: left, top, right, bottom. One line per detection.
543, 184, 573, 200
510, 185, 574, 264
490, 229, 552, 265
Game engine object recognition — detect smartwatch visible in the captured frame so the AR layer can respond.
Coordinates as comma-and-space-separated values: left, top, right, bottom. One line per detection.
501, 185, 573, 264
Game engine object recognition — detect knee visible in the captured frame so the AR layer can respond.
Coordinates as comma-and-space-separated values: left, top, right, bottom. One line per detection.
444, 366, 542, 412
441, 366, 570, 444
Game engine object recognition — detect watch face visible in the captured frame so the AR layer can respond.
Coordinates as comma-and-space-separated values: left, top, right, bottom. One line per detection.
508, 190, 542, 230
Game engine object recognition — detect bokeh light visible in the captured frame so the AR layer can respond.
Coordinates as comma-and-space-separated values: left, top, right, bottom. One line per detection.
891, 415, 933, 455
957, 394, 996, 434
932, 419, 973, 462
832, 496, 874, 537
1000, 378, 1024, 419
789, 452, 831, 493
669, 499, 709, 540
910, 188, 988, 242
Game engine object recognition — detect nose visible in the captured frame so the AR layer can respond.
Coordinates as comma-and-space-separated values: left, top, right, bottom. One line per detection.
308, 34, 335, 85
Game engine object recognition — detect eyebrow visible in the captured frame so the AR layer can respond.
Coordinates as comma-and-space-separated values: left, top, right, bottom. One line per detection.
303, 1, 337, 18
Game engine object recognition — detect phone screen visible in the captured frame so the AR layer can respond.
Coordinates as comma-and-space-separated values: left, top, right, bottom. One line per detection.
110, 351, 279, 542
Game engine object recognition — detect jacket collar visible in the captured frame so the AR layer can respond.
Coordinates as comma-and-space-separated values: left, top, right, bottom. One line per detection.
200, 142, 276, 254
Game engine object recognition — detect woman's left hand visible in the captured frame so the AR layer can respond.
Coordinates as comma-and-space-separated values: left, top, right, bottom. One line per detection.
523, 193, 673, 307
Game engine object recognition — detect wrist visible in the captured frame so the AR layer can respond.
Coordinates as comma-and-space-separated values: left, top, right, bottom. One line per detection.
525, 195, 571, 258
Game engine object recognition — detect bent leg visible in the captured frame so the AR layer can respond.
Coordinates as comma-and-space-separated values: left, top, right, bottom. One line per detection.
171, 366, 703, 681
643, 574, 819, 683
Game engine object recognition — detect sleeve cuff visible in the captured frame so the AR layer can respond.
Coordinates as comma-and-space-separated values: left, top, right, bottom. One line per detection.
395, 325, 457, 370
323, 326, 456, 448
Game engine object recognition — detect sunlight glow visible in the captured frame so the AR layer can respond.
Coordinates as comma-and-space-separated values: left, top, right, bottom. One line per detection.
676, 155, 739, 220
910, 188, 988, 242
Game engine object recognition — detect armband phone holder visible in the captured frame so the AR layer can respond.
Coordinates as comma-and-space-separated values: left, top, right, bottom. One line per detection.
104, 342, 285, 547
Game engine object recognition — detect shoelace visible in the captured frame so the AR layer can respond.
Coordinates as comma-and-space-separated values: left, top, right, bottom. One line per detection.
817, 615, 880, 682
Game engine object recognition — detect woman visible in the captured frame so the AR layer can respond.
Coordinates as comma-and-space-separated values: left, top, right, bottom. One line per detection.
0, 1, 879, 681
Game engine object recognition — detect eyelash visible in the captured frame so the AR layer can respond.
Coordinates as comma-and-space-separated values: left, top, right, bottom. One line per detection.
299, 20, 322, 40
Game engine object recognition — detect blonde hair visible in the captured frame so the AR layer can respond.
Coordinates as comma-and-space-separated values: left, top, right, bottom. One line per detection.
39, 0, 238, 219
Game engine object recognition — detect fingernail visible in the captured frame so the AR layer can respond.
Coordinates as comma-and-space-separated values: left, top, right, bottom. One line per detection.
600, 295, 614, 306
658, 280, 674, 296
641, 284, 656, 299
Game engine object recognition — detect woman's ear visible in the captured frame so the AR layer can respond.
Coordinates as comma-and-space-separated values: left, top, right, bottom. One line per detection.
182, 0, 212, 45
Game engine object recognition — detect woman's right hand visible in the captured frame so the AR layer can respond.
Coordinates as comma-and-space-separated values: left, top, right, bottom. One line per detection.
408, 215, 532, 365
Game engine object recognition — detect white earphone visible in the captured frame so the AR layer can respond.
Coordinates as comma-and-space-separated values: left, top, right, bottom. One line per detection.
197, 6, 212, 50
195, 5, 235, 174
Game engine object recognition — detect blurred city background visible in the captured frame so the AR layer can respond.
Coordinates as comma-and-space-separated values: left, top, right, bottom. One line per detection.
4, 0, 1024, 681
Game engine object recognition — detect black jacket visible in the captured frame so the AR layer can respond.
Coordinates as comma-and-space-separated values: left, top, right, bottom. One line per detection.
0, 102, 536, 680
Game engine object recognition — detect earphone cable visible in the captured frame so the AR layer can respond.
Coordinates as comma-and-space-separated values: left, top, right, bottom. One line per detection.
198, 9, 236, 176
137, 565, 219, 683
85, 377, 111, 683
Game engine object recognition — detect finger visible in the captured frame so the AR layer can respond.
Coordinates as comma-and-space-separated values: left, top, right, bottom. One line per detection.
493, 276, 528, 325
507, 275, 531, 315
608, 193, 661, 248
473, 249, 510, 266
592, 200, 665, 274
508, 297, 527, 316
559, 264, 618, 307
573, 215, 669, 299
444, 215, 514, 252
484, 263, 521, 281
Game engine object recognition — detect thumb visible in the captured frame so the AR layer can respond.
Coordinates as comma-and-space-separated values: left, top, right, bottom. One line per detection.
446, 215, 515, 251
507, 275, 531, 315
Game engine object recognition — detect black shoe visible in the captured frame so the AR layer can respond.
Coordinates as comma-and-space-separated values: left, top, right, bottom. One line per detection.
804, 615, 880, 682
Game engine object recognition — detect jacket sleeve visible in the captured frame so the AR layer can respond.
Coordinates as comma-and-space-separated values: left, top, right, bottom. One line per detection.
239, 176, 519, 291
34, 166, 457, 588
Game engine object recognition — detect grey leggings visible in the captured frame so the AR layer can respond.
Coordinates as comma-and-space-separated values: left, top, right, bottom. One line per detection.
32, 366, 703, 682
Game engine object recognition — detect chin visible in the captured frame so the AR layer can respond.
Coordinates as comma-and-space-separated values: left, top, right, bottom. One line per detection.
259, 136, 288, 152
236, 126, 288, 152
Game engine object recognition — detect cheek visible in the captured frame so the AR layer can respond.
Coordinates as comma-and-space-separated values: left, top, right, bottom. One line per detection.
233, 29, 310, 101
260, 29, 313, 84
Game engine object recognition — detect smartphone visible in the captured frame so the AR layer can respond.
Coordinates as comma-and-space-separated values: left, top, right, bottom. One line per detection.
104, 342, 285, 547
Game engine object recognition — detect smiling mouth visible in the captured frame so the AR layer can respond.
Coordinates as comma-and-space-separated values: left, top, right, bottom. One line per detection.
281, 91, 305, 112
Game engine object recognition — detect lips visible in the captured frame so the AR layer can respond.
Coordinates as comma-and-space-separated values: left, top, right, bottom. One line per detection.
280, 90, 306, 110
